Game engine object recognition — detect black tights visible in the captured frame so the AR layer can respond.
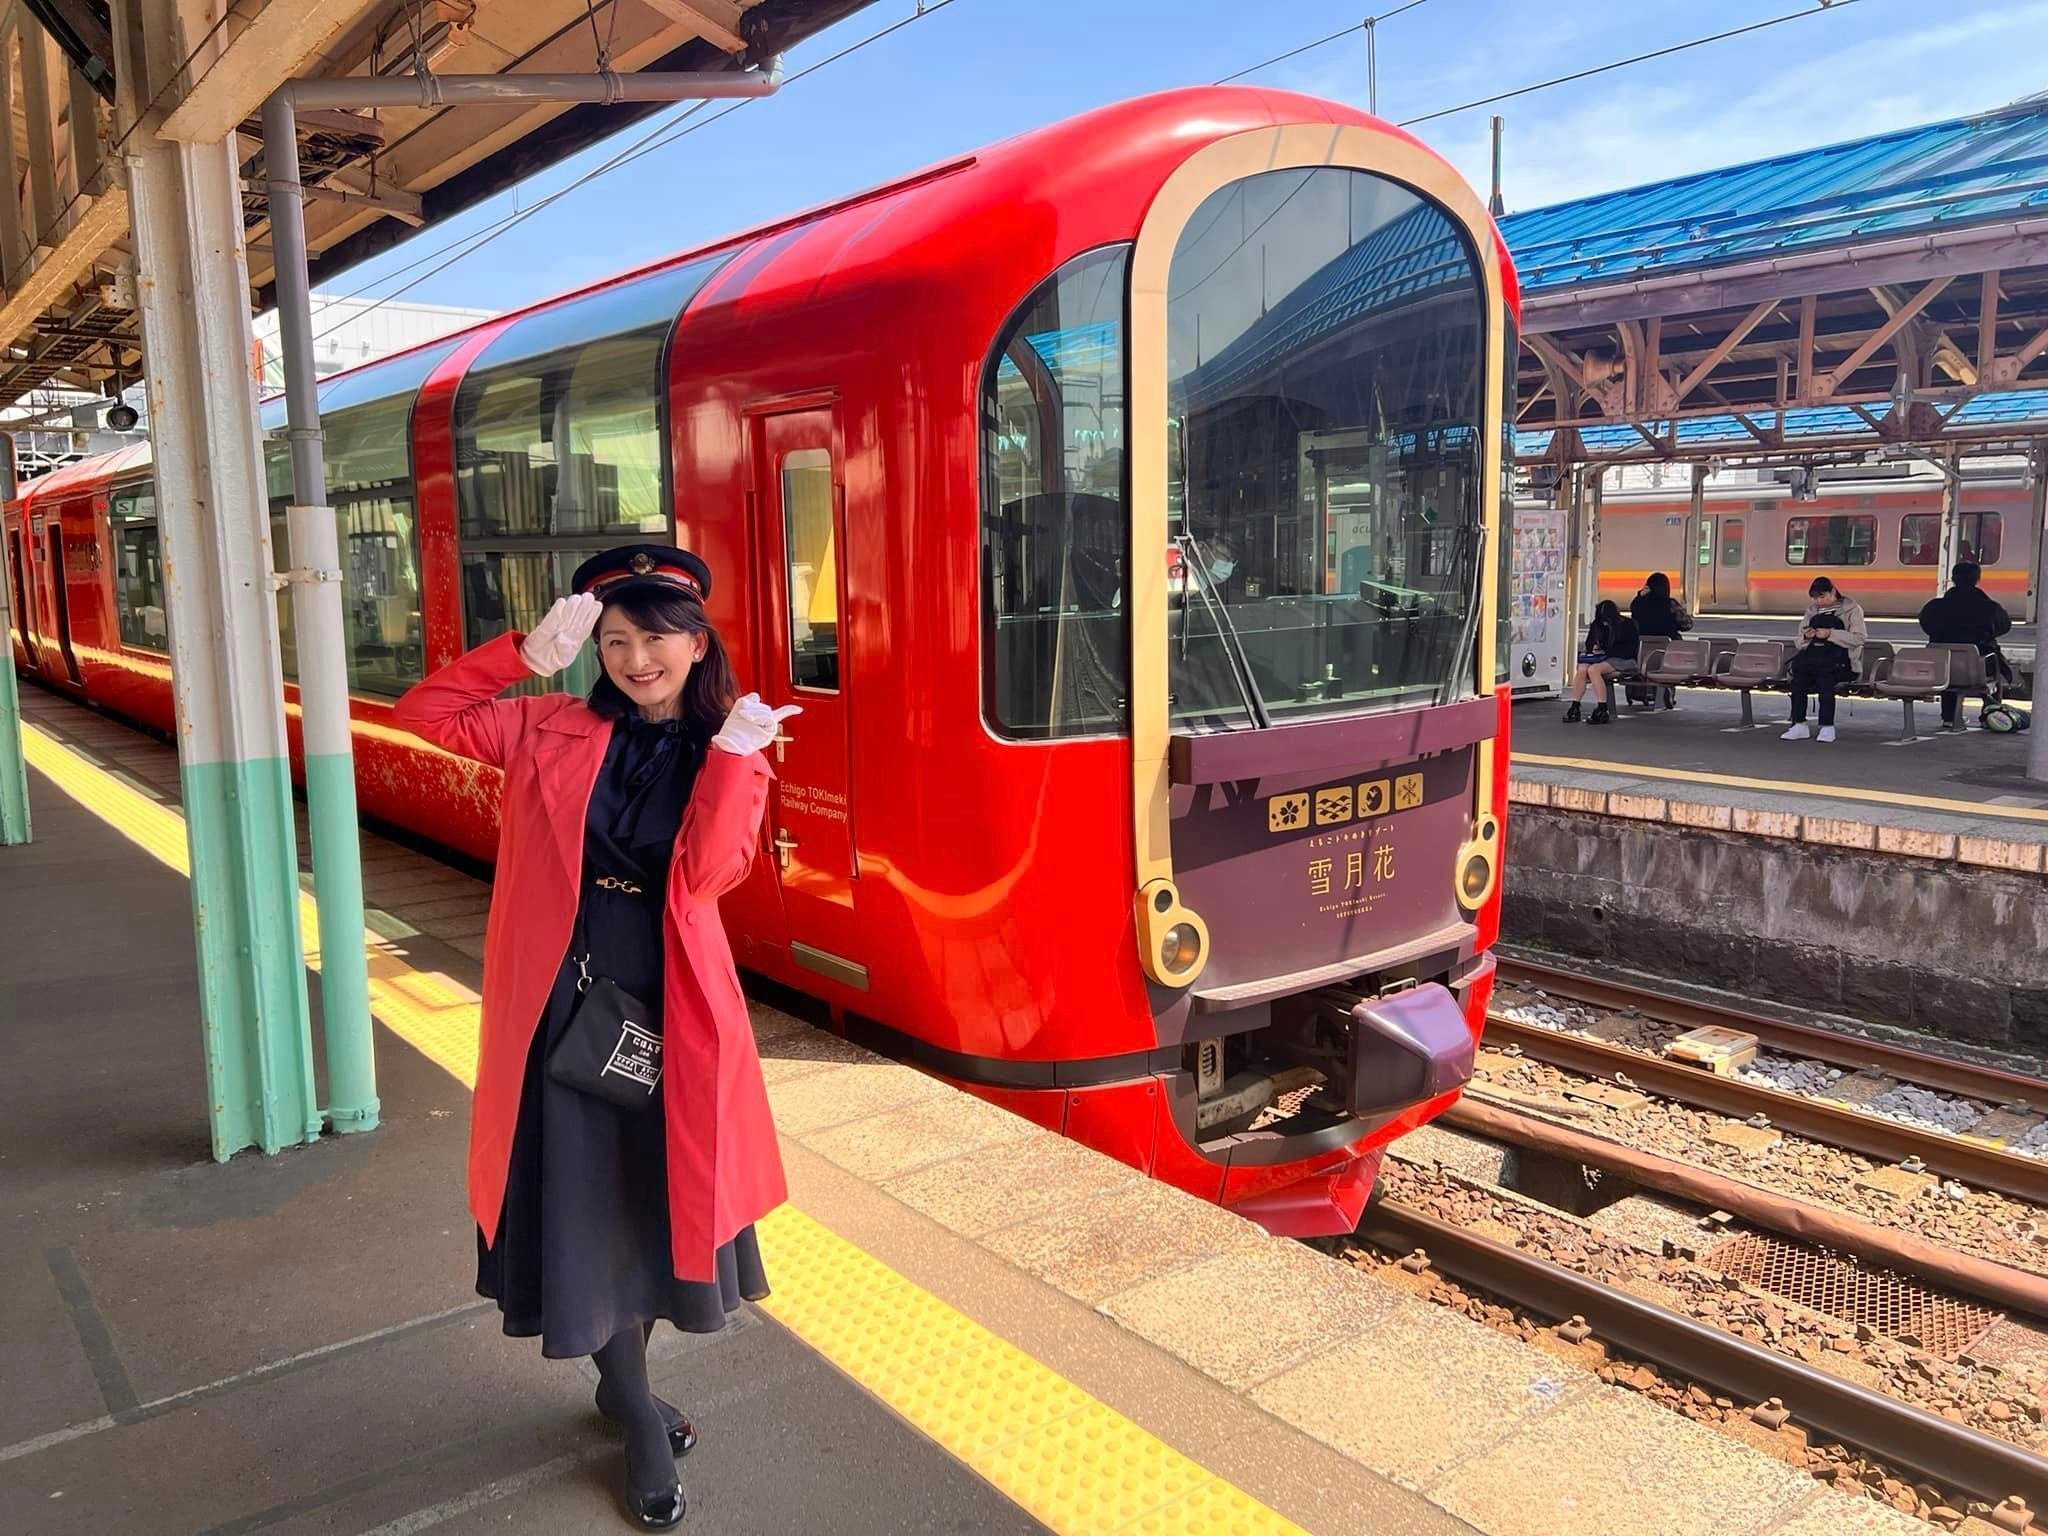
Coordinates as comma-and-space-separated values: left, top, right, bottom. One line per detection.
593, 1325, 672, 1494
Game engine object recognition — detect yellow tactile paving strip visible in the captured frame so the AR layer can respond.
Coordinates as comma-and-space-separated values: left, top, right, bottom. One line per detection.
20, 717, 1304, 1536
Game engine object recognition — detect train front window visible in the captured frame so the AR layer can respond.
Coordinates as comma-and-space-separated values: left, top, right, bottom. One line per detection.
1166, 168, 1486, 726
980, 244, 1130, 739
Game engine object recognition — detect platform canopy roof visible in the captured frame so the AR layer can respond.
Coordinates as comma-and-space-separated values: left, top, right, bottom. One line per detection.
1502, 96, 2048, 466
0, 0, 876, 412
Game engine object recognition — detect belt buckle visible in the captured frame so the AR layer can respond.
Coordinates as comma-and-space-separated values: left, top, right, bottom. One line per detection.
595, 876, 643, 894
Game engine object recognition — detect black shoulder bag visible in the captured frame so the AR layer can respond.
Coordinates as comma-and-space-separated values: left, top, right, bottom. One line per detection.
546, 908, 663, 1109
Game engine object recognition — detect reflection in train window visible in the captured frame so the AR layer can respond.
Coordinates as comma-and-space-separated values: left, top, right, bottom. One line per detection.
980, 244, 1129, 739
1899, 511, 2002, 567
1165, 167, 1485, 725
782, 450, 840, 691
1963, 511, 2002, 565
110, 487, 165, 650
459, 547, 608, 699
1785, 514, 1875, 566
264, 392, 427, 695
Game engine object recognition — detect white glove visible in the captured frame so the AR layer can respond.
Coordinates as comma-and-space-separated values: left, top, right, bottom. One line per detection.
519, 593, 601, 677
712, 693, 802, 756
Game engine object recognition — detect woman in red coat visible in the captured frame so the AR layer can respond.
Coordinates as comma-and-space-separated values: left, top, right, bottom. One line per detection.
393, 544, 795, 1531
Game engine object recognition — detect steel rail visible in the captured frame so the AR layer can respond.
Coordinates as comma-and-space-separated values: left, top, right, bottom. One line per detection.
1479, 1012, 2048, 1207
1497, 955, 2048, 1116
1359, 1198, 2048, 1512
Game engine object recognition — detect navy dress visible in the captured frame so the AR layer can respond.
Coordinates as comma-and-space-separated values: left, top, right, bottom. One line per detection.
477, 712, 770, 1359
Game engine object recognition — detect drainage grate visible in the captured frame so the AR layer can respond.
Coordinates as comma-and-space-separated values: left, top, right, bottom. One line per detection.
1706, 1231, 2003, 1359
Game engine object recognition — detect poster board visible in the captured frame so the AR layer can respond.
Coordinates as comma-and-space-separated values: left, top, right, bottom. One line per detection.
1508, 500, 1568, 698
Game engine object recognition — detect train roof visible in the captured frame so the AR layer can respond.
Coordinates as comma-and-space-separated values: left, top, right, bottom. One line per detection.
22, 86, 1491, 509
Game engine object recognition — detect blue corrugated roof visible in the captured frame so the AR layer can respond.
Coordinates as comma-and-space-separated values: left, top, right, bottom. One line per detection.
1514, 387, 2048, 459
1501, 100, 2048, 295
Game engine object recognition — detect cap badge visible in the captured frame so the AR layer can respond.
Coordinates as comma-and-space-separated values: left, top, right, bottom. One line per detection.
629, 552, 655, 574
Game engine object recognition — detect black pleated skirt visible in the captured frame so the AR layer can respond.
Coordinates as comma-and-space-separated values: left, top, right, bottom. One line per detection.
476, 886, 769, 1359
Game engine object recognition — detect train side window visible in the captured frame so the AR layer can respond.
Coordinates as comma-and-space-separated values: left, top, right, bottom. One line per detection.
109, 488, 166, 650
1899, 514, 1939, 566
979, 244, 1130, 740
8, 528, 32, 646
263, 392, 428, 695
782, 450, 839, 691
1785, 514, 1875, 565
1963, 511, 2002, 565
1720, 519, 1744, 565
453, 255, 727, 544
458, 547, 609, 699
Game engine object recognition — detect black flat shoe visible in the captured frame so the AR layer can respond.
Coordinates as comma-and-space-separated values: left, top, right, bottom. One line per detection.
597, 1390, 697, 1457
622, 1472, 685, 1531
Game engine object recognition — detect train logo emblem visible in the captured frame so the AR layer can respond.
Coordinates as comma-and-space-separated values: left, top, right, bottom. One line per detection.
1268, 793, 1308, 832
1269, 771, 1426, 836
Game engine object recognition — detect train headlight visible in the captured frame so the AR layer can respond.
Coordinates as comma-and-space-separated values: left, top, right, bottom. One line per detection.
1460, 852, 1492, 903
1454, 817, 1500, 913
1135, 879, 1209, 988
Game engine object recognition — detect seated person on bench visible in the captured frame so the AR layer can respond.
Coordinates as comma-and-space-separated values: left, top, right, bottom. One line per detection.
1782, 577, 1866, 744
1562, 600, 1639, 726
1917, 561, 2011, 732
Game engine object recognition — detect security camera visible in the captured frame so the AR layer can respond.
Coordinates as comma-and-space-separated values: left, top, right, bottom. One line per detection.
107, 403, 139, 431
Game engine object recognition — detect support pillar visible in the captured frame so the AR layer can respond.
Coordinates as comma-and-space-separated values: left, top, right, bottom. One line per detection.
262, 91, 377, 1133
2027, 445, 2048, 782
1934, 445, 1962, 595
0, 433, 28, 845
1685, 461, 1707, 612
116, 0, 319, 1159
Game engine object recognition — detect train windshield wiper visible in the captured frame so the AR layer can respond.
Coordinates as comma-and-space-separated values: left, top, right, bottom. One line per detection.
1174, 534, 1273, 730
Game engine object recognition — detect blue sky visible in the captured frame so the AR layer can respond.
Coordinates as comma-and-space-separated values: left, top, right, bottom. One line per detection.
324, 0, 2048, 317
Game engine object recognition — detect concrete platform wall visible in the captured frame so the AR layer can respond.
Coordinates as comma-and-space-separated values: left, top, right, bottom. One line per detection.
1502, 802, 2048, 1050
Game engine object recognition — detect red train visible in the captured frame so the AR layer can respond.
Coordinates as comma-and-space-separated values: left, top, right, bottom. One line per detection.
8, 87, 1514, 1235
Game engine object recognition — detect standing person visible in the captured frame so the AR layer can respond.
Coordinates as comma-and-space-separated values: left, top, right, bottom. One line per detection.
394, 545, 797, 1531
1562, 599, 1639, 725
1918, 561, 2012, 731
1627, 570, 1691, 709
1782, 576, 1866, 743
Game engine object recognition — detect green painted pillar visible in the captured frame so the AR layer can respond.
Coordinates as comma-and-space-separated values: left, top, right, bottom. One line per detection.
123, 98, 320, 1158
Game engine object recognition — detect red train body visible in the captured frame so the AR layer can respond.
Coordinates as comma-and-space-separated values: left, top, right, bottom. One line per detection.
8, 88, 1515, 1234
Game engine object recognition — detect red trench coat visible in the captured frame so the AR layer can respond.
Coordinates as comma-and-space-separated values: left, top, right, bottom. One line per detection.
393, 633, 788, 1283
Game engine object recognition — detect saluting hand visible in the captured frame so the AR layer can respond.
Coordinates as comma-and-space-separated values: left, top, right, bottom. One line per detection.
713, 693, 803, 756
520, 593, 602, 677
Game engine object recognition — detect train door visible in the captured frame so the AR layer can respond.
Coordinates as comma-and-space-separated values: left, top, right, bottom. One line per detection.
752, 405, 864, 991
44, 520, 82, 684
1700, 514, 1746, 609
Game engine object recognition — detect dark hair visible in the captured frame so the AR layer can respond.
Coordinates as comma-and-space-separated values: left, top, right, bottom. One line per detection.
586, 587, 738, 734
1645, 571, 1671, 600
1808, 577, 1837, 598
1953, 561, 1982, 588
1593, 599, 1621, 625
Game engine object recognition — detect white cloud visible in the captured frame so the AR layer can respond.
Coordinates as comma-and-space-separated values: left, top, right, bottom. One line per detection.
1280, 0, 2048, 214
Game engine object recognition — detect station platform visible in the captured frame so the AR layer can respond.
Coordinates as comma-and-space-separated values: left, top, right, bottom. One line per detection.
3, 688, 1933, 1536
1504, 687, 2048, 1054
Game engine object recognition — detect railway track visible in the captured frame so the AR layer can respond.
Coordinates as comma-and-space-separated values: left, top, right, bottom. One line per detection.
1358, 1194, 2048, 1521
1489, 957, 2048, 1207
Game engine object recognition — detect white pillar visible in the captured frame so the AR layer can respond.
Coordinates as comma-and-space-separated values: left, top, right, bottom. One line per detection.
115, 0, 319, 1158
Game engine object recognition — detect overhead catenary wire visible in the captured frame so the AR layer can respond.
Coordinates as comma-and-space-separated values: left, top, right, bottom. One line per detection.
1215, 0, 1431, 86
306, 0, 968, 346
1209, 1, 1860, 124
1398, 1, 1863, 126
